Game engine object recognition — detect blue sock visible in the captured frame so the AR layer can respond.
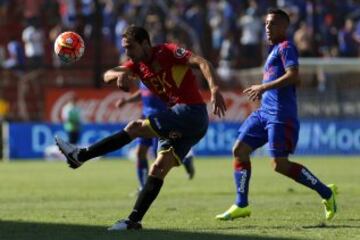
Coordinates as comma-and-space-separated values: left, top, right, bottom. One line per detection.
234, 161, 251, 207
288, 162, 332, 199
137, 159, 148, 189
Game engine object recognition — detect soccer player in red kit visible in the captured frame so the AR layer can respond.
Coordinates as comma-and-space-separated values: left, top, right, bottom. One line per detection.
55, 25, 227, 230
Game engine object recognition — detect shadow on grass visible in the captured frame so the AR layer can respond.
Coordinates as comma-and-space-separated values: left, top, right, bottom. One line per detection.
303, 222, 360, 229
0, 220, 302, 240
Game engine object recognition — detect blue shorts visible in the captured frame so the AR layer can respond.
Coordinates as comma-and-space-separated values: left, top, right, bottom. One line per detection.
147, 104, 208, 163
136, 137, 157, 157
237, 109, 299, 157
137, 137, 156, 147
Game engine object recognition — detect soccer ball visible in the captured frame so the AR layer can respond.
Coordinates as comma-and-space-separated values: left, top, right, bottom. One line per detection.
54, 31, 85, 64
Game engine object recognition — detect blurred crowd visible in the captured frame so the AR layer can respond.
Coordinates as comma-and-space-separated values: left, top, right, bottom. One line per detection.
1, 0, 360, 72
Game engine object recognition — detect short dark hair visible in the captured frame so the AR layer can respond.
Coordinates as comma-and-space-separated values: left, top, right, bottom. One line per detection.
122, 25, 151, 45
267, 8, 290, 24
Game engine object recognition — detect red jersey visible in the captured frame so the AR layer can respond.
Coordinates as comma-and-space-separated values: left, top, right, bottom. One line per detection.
122, 43, 205, 106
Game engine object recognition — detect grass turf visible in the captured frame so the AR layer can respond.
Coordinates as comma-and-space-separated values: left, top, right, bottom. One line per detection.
0, 157, 359, 240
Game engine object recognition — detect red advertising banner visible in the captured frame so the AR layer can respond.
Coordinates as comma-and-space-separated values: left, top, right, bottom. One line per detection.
45, 88, 257, 123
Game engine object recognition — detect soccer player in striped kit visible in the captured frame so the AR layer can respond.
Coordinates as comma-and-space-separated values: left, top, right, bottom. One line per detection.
216, 9, 337, 221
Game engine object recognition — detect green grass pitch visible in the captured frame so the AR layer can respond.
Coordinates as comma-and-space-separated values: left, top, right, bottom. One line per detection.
0, 157, 359, 240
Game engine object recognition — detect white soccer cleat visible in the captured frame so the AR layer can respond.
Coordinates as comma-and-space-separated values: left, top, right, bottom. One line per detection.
107, 219, 142, 231
55, 136, 83, 169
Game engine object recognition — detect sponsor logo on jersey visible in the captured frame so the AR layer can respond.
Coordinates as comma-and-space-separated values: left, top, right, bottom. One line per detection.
174, 47, 186, 58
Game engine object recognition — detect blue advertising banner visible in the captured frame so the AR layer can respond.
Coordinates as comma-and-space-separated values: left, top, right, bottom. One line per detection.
8, 123, 135, 159
7, 120, 360, 159
296, 120, 360, 155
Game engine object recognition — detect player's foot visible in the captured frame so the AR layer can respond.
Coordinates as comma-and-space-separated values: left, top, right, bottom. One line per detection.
107, 219, 142, 231
215, 204, 251, 220
322, 184, 338, 220
183, 157, 195, 180
55, 136, 83, 169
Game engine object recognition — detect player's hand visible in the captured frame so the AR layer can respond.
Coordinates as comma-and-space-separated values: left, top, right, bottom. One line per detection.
116, 73, 130, 92
243, 84, 264, 101
115, 97, 127, 108
211, 87, 227, 118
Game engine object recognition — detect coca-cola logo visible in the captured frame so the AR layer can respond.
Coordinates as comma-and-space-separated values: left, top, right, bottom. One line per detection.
95, 92, 141, 122
49, 90, 255, 123
50, 91, 142, 123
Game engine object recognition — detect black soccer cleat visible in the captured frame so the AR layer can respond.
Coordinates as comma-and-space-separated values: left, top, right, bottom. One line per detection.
55, 136, 83, 169
107, 219, 142, 231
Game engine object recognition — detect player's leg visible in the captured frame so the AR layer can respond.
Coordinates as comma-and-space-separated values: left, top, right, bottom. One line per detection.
182, 148, 195, 179
216, 111, 267, 220
271, 157, 337, 220
233, 141, 252, 208
215, 141, 253, 220
108, 146, 180, 230
108, 104, 208, 230
55, 119, 157, 169
151, 129, 195, 180
268, 119, 337, 220
134, 140, 151, 190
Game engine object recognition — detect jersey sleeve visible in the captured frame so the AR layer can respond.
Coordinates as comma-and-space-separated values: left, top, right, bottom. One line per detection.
164, 43, 192, 65
121, 59, 136, 72
279, 42, 299, 69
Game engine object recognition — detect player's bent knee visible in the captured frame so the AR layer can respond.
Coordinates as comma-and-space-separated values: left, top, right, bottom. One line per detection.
149, 151, 177, 178
125, 120, 142, 131
125, 120, 144, 137
271, 158, 290, 173
233, 142, 251, 158
149, 162, 173, 179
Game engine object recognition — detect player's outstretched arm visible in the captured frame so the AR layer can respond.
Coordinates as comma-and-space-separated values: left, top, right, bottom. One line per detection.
103, 66, 133, 91
188, 54, 227, 118
115, 90, 141, 108
103, 66, 127, 83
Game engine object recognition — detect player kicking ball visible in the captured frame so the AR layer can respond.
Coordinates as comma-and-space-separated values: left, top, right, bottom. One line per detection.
55, 25, 226, 230
215, 9, 337, 221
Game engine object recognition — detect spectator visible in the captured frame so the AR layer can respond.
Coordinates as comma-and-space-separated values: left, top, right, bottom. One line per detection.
237, 4, 263, 67
61, 93, 82, 144
23, 0, 44, 21
318, 14, 339, 57
2, 36, 25, 70
80, 0, 95, 38
338, 18, 359, 57
208, 3, 224, 59
58, 0, 78, 29
102, 0, 116, 43
294, 21, 314, 57
145, 14, 166, 45
22, 18, 45, 69
0, 0, 10, 23
114, 14, 128, 62
217, 31, 238, 84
